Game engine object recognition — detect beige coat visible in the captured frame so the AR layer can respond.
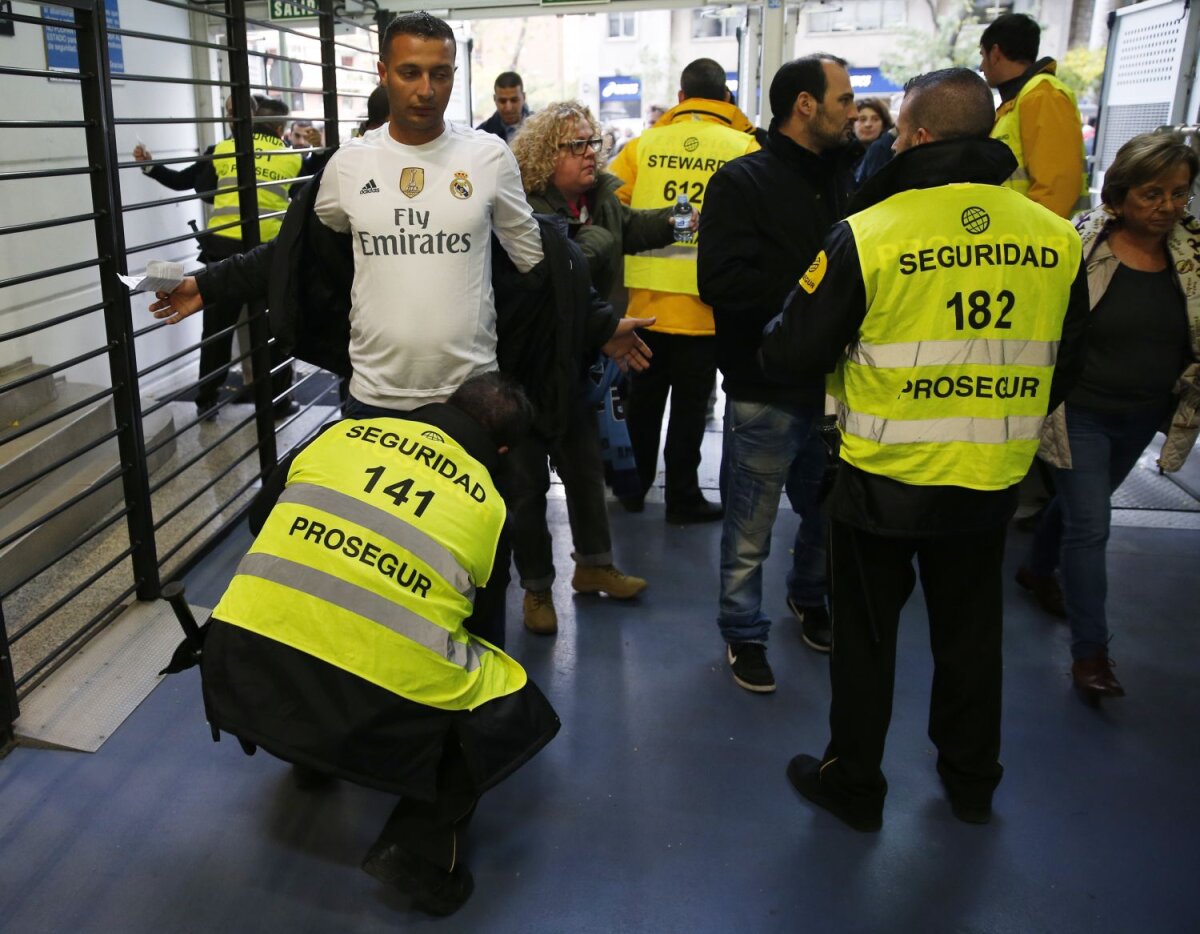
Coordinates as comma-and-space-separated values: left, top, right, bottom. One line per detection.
1038, 208, 1200, 472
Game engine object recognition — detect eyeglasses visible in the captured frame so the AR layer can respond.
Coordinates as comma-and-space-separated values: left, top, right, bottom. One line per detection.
558, 137, 603, 156
1130, 188, 1194, 209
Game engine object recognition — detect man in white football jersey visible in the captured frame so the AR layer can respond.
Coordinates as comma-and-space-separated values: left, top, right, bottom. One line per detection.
315, 12, 545, 415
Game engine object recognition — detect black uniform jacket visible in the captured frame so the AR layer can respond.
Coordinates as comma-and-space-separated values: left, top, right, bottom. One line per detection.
759, 138, 1091, 536
195, 172, 619, 441
201, 403, 561, 801
697, 129, 855, 408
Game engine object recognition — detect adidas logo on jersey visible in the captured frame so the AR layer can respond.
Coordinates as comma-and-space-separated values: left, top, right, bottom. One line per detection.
359, 179, 380, 194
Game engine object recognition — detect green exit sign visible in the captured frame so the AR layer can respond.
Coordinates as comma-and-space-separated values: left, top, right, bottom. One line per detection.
269, 0, 319, 20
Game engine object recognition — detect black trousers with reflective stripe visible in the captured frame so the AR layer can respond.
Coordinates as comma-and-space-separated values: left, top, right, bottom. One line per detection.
822, 518, 1006, 810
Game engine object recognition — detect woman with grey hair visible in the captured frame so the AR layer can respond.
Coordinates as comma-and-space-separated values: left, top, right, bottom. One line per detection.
1019, 130, 1200, 703
504, 101, 676, 635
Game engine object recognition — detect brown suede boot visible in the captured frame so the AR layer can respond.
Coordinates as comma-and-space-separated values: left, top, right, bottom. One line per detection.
522, 589, 558, 635
571, 564, 647, 599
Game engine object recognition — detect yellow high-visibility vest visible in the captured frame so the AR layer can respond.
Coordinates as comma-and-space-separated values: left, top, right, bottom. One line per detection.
830, 184, 1081, 490
213, 418, 527, 711
624, 120, 756, 295
991, 73, 1088, 211
207, 133, 301, 243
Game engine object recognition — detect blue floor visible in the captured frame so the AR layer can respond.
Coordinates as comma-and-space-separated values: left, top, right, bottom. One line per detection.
3, 495, 1198, 932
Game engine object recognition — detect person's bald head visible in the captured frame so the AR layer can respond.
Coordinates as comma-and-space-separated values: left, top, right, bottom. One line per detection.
892, 68, 995, 154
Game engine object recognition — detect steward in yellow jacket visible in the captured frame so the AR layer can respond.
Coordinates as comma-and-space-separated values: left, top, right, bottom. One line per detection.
760, 69, 1089, 832
605, 59, 758, 519
197, 373, 559, 916
980, 13, 1087, 218
608, 95, 759, 334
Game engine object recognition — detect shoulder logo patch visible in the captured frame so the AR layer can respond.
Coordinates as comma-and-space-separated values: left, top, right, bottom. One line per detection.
359, 178, 380, 194
400, 167, 424, 199
450, 171, 473, 200
799, 251, 827, 294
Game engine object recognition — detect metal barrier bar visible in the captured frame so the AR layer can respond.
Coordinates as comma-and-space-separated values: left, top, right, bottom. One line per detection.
76, 0, 161, 600
0, 213, 102, 237
0, 301, 107, 341
8, 546, 136, 646
107, 27, 231, 51
0, 65, 83, 81
108, 74, 229, 88
0, 428, 123, 504
0, 344, 114, 395
14, 580, 142, 694
0, 258, 103, 291
0, 386, 114, 450
149, 414, 259, 496
153, 438, 259, 530
0, 8, 82, 29
0, 120, 91, 128
140, 361, 243, 420
0, 166, 94, 182
0, 506, 131, 602
122, 188, 220, 212
156, 459, 261, 567
0, 460, 125, 553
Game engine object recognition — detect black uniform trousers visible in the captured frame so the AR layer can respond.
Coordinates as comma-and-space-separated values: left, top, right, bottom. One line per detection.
195, 235, 245, 411
196, 235, 294, 413
374, 738, 478, 871
625, 330, 716, 508
822, 517, 1006, 812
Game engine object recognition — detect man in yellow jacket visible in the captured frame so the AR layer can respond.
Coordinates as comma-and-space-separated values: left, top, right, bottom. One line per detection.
980, 12, 1088, 219
608, 59, 759, 522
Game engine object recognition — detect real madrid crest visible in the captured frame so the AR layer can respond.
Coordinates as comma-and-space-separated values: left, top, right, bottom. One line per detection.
450, 171, 473, 200
400, 167, 424, 199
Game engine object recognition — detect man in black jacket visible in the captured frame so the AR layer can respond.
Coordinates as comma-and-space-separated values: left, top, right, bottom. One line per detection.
476, 71, 530, 145
760, 68, 1090, 830
697, 56, 857, 694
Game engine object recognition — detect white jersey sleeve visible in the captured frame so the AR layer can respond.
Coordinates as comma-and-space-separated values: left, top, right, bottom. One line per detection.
492, 144, 543, 273
314, 151, 350, 233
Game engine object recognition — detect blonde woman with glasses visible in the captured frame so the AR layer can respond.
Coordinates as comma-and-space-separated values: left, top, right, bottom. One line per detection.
504, 101, 677, 634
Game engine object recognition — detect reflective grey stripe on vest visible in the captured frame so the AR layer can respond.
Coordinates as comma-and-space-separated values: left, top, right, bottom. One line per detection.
846, 338, 1058, 369
1008, 166, 1030, 182
841, 410, 1046, 445
279, 482, 474, 597
236, 552, 485, 672
638, 243, 697, 261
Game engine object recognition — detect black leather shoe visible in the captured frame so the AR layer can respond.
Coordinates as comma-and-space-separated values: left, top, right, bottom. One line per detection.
1015, 566, 1067, 618
273, 399, 300, 419
786, 754, 882, 832
948, 797, 993, 825
665, 496, 723, 525
362, 842, 474, 916
1072, 655, 1125, 702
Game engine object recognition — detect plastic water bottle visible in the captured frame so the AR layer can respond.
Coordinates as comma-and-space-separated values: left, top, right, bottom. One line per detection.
672, 193, 693, 243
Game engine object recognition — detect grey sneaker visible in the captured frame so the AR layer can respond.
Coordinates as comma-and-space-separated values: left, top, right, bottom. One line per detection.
727, 642, 776, 693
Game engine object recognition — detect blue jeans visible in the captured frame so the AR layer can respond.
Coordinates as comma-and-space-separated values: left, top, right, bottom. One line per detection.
1027, 402, 1165, 660
717, 398, 828, 645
